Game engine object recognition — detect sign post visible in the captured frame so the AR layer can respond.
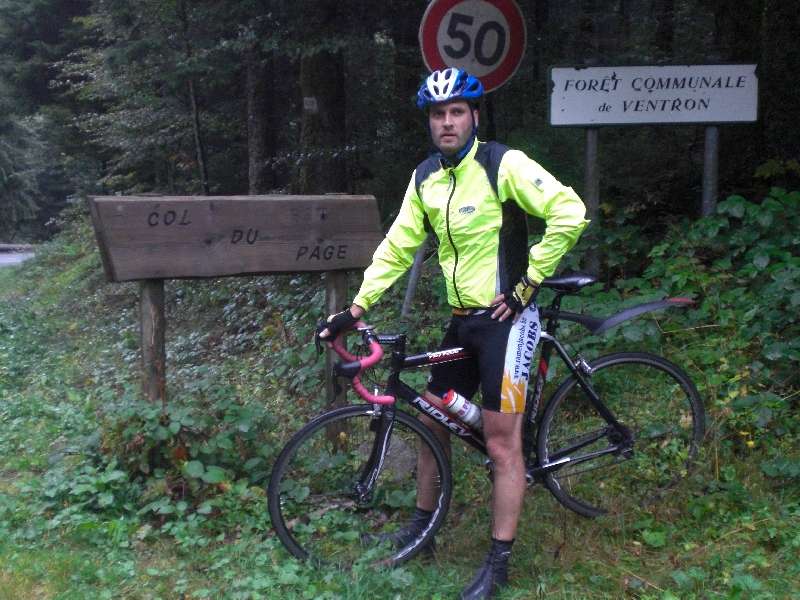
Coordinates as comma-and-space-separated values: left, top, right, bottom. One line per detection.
89, 195, 383, 407
702, 126, 720, 217
325, 271, 348, 406
140, 279, 166, 406
584, 128, 600, 275
550, 64, 758, 217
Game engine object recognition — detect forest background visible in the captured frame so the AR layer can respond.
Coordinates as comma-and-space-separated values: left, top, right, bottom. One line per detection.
0, 0, 799, 598
2, 0, 799, 239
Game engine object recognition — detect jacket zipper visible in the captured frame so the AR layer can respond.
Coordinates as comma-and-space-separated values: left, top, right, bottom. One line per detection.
445, 170, 464, 308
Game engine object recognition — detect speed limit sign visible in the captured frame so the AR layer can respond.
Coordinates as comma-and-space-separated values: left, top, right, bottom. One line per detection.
419, 0, 526, 92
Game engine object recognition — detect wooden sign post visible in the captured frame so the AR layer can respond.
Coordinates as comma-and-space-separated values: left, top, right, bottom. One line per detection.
88, 195, 383, 406
549, 64, 758, 222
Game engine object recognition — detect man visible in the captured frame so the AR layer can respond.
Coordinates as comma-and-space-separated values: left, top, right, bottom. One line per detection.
320, 68, 588, 599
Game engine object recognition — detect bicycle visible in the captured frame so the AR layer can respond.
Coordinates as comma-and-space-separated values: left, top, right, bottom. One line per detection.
267, 274, 705, 566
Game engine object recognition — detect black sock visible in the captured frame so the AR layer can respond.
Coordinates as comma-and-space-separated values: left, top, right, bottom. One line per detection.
410, 507, 434, 530
491, 537, 514, 552
489, 537, 514, 569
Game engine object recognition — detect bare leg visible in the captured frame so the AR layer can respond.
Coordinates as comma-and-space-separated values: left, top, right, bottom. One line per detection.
482, 410, 525, 540
415, 390, 451, 511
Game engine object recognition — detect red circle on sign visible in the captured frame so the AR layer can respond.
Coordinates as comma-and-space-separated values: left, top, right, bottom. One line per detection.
419, 0, 526, 93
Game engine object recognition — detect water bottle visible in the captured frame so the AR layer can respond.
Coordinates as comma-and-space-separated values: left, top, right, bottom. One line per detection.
443, 389, 483, 431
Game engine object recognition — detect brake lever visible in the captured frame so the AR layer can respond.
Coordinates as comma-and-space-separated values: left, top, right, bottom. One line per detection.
314, 319, 327, 356
315, 333, 323, 356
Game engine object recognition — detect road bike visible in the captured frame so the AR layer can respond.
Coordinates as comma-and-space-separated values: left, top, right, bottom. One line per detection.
267, 274, 705, 566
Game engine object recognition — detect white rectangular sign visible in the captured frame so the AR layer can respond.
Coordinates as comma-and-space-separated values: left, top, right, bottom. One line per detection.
550, 64, 758, 126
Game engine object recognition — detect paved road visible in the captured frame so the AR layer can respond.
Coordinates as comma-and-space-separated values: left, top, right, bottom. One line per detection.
0, 252, 34, 268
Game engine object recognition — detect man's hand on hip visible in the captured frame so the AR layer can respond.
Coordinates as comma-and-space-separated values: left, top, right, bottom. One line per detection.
491, 275, 538, 322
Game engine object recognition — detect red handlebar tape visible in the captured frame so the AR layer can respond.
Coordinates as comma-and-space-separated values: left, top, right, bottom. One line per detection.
330, 322, 395, 405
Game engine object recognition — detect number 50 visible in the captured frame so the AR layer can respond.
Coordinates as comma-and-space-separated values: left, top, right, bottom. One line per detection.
443, 12, 506, 67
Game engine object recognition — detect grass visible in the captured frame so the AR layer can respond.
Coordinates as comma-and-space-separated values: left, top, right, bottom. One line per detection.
1, 222, 799, 599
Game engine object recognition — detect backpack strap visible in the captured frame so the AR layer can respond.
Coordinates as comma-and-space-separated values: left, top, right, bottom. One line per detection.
414, 155, 441, 200
414, 155, 441, 235
474, 141, 509, 197
474, 141, 529, 292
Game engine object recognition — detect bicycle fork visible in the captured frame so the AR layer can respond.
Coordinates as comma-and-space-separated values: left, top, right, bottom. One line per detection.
352, 405, 395, 504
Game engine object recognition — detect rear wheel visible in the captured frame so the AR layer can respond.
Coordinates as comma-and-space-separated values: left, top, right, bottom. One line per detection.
538, 352, 704, 517
268, 405, 451, 566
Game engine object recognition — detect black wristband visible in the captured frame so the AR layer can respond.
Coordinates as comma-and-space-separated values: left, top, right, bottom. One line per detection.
503, 274, 538, 314
502, 290, 524, 314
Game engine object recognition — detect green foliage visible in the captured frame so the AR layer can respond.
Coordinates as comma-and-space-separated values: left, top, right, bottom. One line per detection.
580, 190, 800, 471
4, 0, 797, 238
2, 187, 800, 596
1, 0, 800, 594
99, 380, 280, 527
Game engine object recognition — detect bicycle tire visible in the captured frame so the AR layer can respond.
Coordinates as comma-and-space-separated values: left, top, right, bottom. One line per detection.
538, 352, 705, 518
268, 404, 452, 566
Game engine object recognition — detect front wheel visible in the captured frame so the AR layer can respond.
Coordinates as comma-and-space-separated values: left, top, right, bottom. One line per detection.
268, 405, 452, 566
538, 352, 705, 518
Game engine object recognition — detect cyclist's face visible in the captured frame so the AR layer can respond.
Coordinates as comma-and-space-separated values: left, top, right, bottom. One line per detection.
428, 101, 478, 156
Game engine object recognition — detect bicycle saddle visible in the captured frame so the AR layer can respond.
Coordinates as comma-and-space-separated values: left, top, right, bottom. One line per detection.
540, 274, 598, 294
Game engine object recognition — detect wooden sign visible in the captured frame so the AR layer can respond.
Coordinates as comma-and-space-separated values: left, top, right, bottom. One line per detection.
88, 195, 384, 282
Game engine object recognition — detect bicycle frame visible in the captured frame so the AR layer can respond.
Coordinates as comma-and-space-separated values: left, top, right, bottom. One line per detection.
336, 279, 694, 500
345, 302, 633, 499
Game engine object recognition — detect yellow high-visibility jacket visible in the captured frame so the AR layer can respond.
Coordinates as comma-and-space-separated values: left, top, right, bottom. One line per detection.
354, 140, 589, 310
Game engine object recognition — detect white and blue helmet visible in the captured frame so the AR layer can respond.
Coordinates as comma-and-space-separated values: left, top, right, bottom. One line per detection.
416, 68, 484, 109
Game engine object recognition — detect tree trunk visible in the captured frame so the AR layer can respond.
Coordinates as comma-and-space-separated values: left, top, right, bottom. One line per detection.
583, 128, 600, 276
760, 0, 798, 161
187, 79, 210, 195
390, 4, 424, 154
712, 0, 767, 194
653, 0, 675, 57
177, 0, 209, 195
617, 0, 630, 45
297, 49, 347, 194
246, 46, 276, 194
531, 0, 549, 82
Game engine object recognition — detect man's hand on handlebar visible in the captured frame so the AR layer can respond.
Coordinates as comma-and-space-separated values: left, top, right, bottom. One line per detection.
316, 304, 366, 344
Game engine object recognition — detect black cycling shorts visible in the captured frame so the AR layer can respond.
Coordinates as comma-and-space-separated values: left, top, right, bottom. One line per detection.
427, 304, 540, 413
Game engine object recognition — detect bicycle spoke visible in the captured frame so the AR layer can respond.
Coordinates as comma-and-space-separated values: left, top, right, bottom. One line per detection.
269, 406, 451, 566
539, 353, 704, 518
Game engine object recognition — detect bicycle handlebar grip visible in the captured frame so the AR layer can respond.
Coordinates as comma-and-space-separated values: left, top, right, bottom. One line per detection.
353, 378, 395, 405
329, 321, 395, 405
330, 334, 356, 361
330, 321, 383, 363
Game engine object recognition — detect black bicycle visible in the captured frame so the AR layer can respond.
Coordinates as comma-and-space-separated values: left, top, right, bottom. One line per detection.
267, 274, 705, 566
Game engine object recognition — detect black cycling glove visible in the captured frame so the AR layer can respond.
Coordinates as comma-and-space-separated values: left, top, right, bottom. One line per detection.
316, 308, 358, 341
502, 274, 539, 314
